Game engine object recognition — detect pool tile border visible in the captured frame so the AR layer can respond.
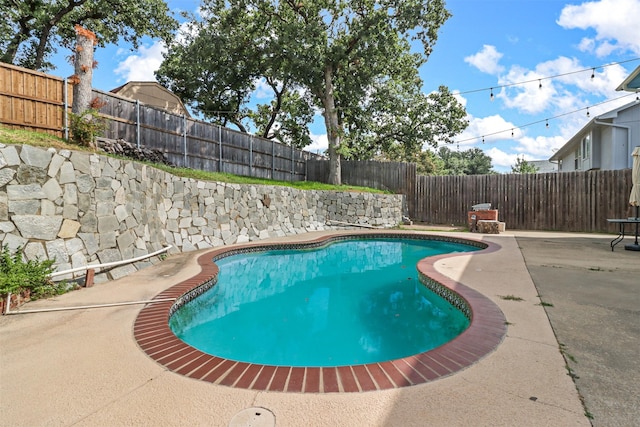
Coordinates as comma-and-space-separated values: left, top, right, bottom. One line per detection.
133, 231, 506, 393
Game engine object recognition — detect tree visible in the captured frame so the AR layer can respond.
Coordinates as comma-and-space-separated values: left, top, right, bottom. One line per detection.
157, 0, 460, 185
438, 146, 495, 175
157, 12, 316, 149
381, 149, 445, 175
511, 157, 539, 174
0, 0, 178, 71
343, 85, 467, 161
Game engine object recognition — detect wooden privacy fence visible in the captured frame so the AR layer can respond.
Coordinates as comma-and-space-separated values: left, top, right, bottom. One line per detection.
415, 170, 634, 233
0, 62, 321, 181
309, 159, 633, 233
90, 89, 321, 181
0, 62, 72, 137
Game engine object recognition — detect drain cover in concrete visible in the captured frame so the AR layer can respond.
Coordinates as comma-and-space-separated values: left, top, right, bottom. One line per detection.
229, 407, 275, 427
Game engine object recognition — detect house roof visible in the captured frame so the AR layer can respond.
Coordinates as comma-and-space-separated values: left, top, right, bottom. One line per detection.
110, 81, 175, 97
549, 118, 595, 161
616, 65, 640, 92
110, 81, 191, 117
549, 100, 639, 161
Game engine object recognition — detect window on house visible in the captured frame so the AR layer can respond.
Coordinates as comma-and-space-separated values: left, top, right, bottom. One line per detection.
581, 133, 591, 159
574, 148, 580, 170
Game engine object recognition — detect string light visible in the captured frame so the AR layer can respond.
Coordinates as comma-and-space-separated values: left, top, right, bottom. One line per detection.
546, 119, 549, 128
490, 88, 494, 101
591, 68, 595, 80
452, 57, 640, 97
538, 79, 542, 89
511, 129, 514, 137
586, 107, 590, 117
452, 91, 638, 145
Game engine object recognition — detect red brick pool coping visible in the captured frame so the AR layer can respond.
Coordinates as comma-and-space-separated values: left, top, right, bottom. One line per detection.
133, 232, 506, 393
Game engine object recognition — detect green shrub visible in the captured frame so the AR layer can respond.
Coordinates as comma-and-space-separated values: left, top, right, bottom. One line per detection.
68, 108, 106, 147
0, 245, 63, 299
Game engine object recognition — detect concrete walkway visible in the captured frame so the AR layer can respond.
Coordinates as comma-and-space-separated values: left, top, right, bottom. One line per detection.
0, 231, 596, 426
513, 231, 640, 427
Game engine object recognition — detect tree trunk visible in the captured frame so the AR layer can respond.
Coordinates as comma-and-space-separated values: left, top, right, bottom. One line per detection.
72, 28, 95, 114
321, 65, 341, 185
33, 24, 54, 70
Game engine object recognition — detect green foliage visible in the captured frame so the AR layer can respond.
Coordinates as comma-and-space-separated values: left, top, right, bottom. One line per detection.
0, 245, 59, 299
511, 157, 539, 174
345, 85, 468, 161
157, 0, 464, 184
69, 109, 106, 147
0, 0, 178, 71
378, 145, 495, 176
249, 90, 315, 149
437, 147, 495, 175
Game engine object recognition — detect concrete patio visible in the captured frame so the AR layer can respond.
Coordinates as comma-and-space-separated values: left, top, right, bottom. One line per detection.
1, 229, 634, 426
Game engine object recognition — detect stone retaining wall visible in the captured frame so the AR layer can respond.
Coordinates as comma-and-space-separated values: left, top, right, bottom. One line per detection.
0, 144, 403, 283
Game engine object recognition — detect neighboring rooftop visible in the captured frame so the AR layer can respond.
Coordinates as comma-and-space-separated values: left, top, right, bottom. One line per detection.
110, 81, 191, 117
616, 65, 640, 92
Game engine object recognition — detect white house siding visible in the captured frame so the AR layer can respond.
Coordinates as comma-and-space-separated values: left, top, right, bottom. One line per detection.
599, 127, 613, 170
591, 129, 602, 170
611, 126, 630, 170
616, 106, 640, 167
552, 101, 640, 172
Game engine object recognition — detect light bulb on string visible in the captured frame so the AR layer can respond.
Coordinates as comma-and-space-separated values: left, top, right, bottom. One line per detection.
546, 119, 549, 128
586, 107, 590, 117
538, 80, 542, 89
511, 129, 514, 137
591, 68, 595, 80
490, 88, 494, 101
482, 136, 485, 144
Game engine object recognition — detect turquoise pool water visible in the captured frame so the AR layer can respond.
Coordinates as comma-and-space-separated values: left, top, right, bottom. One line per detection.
169, 238, 477, 367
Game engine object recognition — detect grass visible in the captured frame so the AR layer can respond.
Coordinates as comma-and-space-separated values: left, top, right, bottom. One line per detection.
499, 295, 525, 301
0, 126, 88, 152
0, 125, 385, 193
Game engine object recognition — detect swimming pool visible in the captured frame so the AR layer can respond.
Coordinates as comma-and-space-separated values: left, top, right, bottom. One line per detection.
169, 238, 475, 367
134, 232, 507, 392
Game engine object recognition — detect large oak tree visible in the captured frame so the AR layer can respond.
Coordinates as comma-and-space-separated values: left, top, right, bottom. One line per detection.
157, 0, 467, 184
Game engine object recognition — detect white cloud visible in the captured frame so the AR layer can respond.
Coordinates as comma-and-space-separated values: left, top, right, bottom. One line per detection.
558, 0, 640, 56
464, 45, 504, 75
494, 56, 630, 115
485, 147, 519, 170
305, 133, 328, 154
452, 91, 468, 108
514, 135, 567, 158
457, 114, 522, 146
560, 63, 627, 97
114, 42, 166, 82
253, 78, 275, 100
497, 57, 586, 114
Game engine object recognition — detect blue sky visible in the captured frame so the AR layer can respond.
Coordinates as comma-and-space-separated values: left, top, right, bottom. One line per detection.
50, 0, 640, 172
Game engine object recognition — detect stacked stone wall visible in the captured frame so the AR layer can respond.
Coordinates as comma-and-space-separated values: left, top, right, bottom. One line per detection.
0, 144, 403, 283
